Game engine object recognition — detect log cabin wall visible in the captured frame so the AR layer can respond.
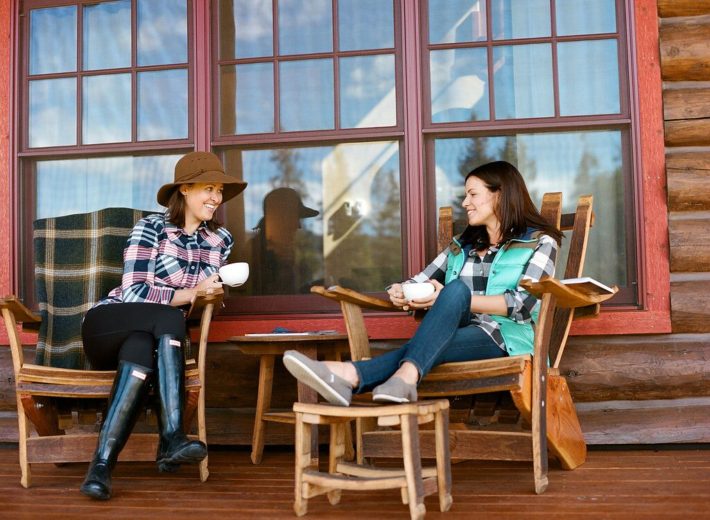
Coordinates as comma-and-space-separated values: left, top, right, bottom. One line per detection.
557, 0, 710, 445
1, 1, 709, 447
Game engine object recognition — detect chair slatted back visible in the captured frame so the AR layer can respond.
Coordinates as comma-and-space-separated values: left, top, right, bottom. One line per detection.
548, 195, 593, 367
33, 207, 152, 369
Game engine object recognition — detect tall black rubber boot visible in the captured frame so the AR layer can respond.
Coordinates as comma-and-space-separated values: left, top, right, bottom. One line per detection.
155, 334, 207, 472
80, 361, 152, 500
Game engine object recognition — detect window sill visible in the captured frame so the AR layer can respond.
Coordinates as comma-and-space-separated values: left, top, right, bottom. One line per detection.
201, 306, 671, 343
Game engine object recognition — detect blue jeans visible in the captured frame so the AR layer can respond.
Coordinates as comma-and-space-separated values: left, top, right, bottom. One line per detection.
352, 279, 506, 393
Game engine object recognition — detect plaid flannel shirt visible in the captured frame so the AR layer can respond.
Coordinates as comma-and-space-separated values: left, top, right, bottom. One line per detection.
409, 232, 558, 352
97, 213, 233, 310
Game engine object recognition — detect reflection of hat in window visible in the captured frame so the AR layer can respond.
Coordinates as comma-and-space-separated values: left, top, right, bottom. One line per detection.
263, 188, 319, 219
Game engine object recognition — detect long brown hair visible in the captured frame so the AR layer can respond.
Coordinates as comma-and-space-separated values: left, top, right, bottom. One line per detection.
165, 185, 222, 232
460, 161, 563, 249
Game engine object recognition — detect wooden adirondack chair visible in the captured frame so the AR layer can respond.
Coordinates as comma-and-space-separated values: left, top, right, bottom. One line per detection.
311, 193, 618, 493
0, 207, 222, 487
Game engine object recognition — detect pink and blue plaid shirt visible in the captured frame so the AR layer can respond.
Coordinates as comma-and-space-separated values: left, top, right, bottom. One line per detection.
96, 213, 233, 309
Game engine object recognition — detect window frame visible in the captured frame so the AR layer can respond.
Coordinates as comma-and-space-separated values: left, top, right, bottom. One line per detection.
19, 0, 195, 154
3, 0, 670, 344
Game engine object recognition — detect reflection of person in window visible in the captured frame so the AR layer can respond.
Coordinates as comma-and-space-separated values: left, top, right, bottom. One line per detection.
80, 152, 246, 500
282, 161, 563, 406
251, 187, 319, 295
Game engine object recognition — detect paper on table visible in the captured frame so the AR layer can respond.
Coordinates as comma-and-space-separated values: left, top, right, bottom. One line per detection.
560, 277, 615, 295
244, 330, 339, 337
244, 332, 311, 337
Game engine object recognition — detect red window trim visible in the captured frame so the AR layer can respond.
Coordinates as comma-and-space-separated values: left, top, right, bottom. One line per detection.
0, 0, 669, 347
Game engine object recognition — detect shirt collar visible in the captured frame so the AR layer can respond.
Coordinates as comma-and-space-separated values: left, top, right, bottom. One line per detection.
165, 218, 211, 241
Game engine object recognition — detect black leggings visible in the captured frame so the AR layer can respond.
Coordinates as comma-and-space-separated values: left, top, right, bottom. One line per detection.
82, 303, 186, 370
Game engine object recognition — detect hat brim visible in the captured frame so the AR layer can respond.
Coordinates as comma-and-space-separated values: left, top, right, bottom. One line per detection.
157, 171, 247, 206
299, 205, 319, 218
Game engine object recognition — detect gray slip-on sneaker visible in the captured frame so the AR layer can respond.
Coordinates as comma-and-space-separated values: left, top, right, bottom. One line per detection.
282, 350, 352, 406
372, 377, 418, 403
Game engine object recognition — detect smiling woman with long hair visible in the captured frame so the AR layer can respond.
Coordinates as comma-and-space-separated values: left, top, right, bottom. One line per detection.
282, 161, 562, 406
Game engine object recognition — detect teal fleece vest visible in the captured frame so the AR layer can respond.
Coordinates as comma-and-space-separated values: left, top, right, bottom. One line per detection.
445, 232, 542, 356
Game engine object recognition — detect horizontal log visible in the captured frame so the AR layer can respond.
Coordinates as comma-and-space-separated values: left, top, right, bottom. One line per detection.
670, 279, 710, 332
561, 333, 710, 401
666, 152, 710, 211
658, 0, 710, 18
668, 214, 710, 271
663, 87, 710, 120
660, 19, 710, 81
664, 119, 710, 147
577, 398, 710, 444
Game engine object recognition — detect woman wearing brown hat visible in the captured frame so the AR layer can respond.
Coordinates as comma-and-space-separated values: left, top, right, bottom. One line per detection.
79, 151, 246, 500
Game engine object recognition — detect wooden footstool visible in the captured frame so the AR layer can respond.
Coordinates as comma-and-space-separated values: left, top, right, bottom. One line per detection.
293, 399, 453, 520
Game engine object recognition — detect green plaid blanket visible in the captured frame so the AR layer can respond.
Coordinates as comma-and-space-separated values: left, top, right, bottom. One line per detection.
34, 207, 152, 369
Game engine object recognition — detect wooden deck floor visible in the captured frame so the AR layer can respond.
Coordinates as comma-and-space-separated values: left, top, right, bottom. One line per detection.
0, 444, 708, 519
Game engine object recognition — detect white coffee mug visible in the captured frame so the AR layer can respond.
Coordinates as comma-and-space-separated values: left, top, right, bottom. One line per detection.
402, 282, 435, 301
219, 262, 249, 287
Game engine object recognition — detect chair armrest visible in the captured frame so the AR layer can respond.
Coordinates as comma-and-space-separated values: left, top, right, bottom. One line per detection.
311, 285, 401, 312
187, 288, 224, 321
0, 296, 41, 331
520, 277, 618, 309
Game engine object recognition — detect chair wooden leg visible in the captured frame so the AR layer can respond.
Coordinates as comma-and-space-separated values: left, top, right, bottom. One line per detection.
196, 386, 209, 482
16, 394, 31, 488
546, 374, 587, 470
434, 407, 453, 512
356, 416, 377, 465
294, 413, 312, 517
251, 355, 275, 465
327, 422, 346, 505
532, 375, 549, 495
400, 413, 426, 520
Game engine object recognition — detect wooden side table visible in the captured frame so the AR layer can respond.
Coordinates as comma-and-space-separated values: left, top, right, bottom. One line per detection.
229, 333, 350, 464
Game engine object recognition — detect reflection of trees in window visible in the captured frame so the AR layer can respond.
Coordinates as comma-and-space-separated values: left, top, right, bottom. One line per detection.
269, 148, 307, 192
324, 166, 401, 292
570, 149, 626, 289
370, 167, 402, 286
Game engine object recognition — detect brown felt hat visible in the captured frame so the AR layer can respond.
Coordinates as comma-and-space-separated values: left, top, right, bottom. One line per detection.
157, 151, 247, 207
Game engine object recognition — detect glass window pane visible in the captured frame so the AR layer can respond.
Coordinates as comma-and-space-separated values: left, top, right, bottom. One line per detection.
223, 141, 402, 296
137, 0, 187, 66
29, 6, 76, 75
556, 0, 616, 36
219, 0, 274, 59
278, 0, 332, 55
430, 48, 489, 123
491, 0, 550, 40
220, 63, 275, 135
137, 69, 188, 140
35, 155, 179, 219
493, 44, 553, 119
339, 0, 394, 51
279, 59, 334, 131
433, 130, 627, 287
83, 1, 131, 70
83, 74, 131, 144
340, 55, 396, 128
428, 0, 486, 44
29, 78, 76, 148
558, 39, 620, 116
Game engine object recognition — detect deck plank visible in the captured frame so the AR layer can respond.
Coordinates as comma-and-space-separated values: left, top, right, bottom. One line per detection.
0, 445, 708, 518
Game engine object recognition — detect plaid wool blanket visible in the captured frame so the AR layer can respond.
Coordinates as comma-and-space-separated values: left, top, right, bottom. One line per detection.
33, 207, 152, 369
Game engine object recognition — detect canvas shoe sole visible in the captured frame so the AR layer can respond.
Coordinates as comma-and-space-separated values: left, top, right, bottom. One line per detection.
372, 377, 417, 404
